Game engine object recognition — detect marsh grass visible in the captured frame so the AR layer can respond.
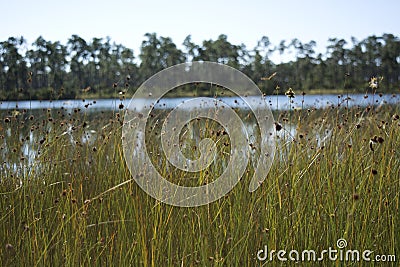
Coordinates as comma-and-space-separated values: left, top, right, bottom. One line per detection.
0, 96, 399, 266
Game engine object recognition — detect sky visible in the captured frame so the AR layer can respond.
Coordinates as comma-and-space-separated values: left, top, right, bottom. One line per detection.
1, 0, 399, 62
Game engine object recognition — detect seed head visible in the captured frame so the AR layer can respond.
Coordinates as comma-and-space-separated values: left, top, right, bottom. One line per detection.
275, 122, 283, 131
369, 77, 378, 89
285, 88, 295, 98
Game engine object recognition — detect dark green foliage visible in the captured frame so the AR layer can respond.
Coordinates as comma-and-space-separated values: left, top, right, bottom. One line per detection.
1, 33, 400, 100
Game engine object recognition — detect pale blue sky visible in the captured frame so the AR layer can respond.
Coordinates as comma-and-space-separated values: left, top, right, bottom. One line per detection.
1, 0, 399, 62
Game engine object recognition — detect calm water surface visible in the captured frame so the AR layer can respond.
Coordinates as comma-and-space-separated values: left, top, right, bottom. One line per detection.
0, 93, 398, 111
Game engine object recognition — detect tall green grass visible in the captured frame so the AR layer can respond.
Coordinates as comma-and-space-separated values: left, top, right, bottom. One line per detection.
0, 99, 399, 266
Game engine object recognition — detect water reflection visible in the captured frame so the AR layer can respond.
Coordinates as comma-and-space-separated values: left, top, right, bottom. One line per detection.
1, 93, 398, 111
1, 93, 399, 181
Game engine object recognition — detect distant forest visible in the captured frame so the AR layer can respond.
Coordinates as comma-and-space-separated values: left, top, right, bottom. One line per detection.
0, 33, 399, 100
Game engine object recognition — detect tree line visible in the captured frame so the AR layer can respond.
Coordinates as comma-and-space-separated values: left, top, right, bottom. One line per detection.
1, 33, 399, 100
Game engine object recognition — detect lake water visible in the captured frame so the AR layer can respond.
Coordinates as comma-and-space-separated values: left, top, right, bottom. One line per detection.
0, 93, 398, 111
2, 93, 398, 176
